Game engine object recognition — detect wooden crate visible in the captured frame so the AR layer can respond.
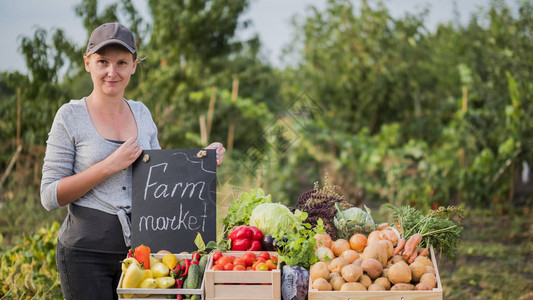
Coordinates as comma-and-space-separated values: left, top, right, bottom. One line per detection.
204, 251, 281, 300
308, 247, 443, 300
117, 253, 206, 300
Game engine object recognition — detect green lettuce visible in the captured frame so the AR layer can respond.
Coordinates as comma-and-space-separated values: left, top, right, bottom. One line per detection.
249, 203, 298, 236
222, 188, 271, 231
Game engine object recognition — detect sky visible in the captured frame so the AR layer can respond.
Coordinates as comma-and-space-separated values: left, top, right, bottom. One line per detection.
0, 0, 501, 74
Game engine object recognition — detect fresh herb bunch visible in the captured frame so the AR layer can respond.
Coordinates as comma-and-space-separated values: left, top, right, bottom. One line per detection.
275, 213, 326, 269
384, 204, 465, 262
296, 174, 348, 240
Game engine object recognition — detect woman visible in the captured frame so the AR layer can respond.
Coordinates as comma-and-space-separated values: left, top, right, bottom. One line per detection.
40, 23, 225, 300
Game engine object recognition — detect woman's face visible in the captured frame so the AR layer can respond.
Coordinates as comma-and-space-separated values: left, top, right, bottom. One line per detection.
84, 45, 137, 98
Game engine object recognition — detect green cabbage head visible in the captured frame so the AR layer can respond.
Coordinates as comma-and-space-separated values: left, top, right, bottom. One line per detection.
249, 203, 298, 236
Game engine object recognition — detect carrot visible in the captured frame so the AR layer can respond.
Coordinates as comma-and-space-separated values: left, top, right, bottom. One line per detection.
377, 223, 389, 231
402, 233, 422, 259
393, 238, 406, 255
408, 247, 419, 264
418, 247, 429, 257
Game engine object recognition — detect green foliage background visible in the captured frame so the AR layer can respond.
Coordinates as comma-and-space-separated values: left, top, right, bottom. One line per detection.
1, 0, 533, 298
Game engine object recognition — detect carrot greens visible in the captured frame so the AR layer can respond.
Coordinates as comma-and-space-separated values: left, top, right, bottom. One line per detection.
384, 204, 464, 262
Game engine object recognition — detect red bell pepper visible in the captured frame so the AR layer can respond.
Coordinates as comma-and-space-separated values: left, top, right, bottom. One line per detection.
228, 226, 264, 251
134, 244, 151, 269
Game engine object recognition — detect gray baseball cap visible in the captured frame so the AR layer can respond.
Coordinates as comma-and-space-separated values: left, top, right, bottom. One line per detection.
86, 23, 137, 55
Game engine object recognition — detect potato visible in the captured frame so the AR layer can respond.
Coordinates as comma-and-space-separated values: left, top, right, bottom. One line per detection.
382, 268, 389, 278
310, 262, 330, 281
409, 261, 427, 282
331, 239, 351, 257
368, 283, 386, 291
367, 231, 386, 244
352, 257, 363, 267
340, 282, 366, 291
358, 274, 372, 288
312, 278, 332, 291
362, 243, 388, 267
416, 282, 433, 290
388, 261, 412, 284
391, 283, 415, 290
414, 256, 433, 267
378, 239, 394, 258
425, 266, 436, 275
341, 264, 363, 282
419, 273, 437, 288
329, 276, 346, 291
390, 255, 405, 264
329, 257, 350, 274
349, 233, 367, 252
374, 277, 391, 290
341, 249, 360, 263
361, 258, 383, 279
327, 272, 341, 281
316, 246, 335, 261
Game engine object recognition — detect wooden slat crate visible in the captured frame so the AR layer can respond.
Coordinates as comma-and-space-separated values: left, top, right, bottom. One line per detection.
204, 251, 281, 300
308, 247, 443, 300
117, 253, 206, 300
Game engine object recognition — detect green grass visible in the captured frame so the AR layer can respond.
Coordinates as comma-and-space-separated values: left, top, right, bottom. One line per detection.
438, 208, 533, 300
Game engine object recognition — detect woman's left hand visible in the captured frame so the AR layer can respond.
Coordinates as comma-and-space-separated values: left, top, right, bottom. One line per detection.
206, 142, 226, 165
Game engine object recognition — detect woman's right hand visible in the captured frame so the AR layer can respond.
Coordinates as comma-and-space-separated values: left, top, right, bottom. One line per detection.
104, 137, 143, 173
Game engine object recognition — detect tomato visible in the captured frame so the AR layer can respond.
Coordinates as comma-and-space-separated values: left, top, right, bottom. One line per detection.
259, 252, 270, 260
233, 258, 246, 267
217, 256, 234, 266
270, 256, 278, 263
265, 259, 277, 270
257, 257, 266, 263
242, 252, 256, 266
255, 262, 269, 271
233, 265, 246, 271
212, 252, 223, 262
246, 266, 254, 271
223, 263, 234, 271
212, 264, 224, 271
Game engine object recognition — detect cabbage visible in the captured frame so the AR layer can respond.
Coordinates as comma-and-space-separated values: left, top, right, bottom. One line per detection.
333, 203, 376, 239
249, 203, 297, 236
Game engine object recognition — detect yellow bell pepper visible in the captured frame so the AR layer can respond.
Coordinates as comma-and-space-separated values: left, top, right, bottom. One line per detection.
135, 278, 157, 297
122, 262, 146, 288
121, 257, 140, 274
151, 262, 170, 278
155, 276, 175, 289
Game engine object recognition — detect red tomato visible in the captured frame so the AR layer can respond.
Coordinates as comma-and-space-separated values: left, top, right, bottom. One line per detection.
257, 257, 266, 263
212, 252, 223, 262
246, 266, 254, 271
223, 263, 234, 271
242, 252, 256, 266
212, 264, 224, 271
233, 265, 246, 271
265, 259, 277, 270
270, 256, 278, 263
255, 262, 269, 271
217, 256, 234, 266
259, 252, 270, 260
233, 258, 246, 267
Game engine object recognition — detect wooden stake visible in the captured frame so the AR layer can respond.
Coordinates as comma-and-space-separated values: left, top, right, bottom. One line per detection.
200, 115, 207, 146
462, 86, 468, 113
0, 144, 23, 188
227, 79, 239, 151
206, 86, 217, 139
17, 87, 21, 147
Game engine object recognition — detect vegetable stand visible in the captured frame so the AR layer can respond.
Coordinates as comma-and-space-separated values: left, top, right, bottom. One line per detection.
204, 251, 281, 300
308, 247, 443, 300
117, 253, 206, 300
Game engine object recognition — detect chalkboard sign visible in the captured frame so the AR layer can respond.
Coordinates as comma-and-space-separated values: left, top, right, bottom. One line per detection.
131, 149, 216, 253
